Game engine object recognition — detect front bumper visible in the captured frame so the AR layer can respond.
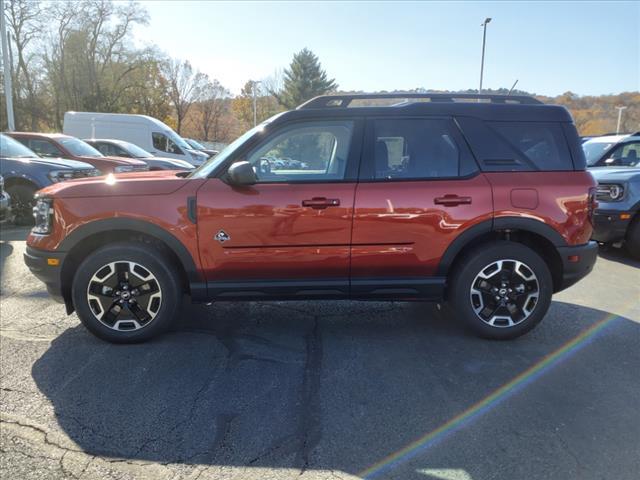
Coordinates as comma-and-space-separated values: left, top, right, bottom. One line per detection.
592, 210, 632, 243
0, 191, 11, 224
556, 241, 598, 292
24, 246, 67, 305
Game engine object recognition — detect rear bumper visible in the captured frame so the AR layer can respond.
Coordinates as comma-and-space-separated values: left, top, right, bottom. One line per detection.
556, 241, 598, 292
592, 210, 632, 244
24, 246, 66, 304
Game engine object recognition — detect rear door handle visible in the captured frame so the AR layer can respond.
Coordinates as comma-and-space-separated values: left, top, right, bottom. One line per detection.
434, 195, 472, 206
302, 197, 341, 209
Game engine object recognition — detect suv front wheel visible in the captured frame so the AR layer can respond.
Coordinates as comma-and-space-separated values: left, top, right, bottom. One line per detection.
72, 242, 182, 343
448, 241, 553, 339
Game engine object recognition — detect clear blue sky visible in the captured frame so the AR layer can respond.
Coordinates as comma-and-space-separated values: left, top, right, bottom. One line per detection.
133, 0, 640, 96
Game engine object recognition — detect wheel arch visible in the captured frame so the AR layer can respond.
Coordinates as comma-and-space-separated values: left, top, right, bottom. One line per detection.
3, 175, 40, 191
59, 218, 206, 313
439, 217, 566, 294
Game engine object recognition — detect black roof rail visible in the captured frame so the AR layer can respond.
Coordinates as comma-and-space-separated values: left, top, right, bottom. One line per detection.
297, 93, 543, 109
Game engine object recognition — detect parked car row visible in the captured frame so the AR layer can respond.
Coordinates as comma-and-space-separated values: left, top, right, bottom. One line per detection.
63, 112, 210, 165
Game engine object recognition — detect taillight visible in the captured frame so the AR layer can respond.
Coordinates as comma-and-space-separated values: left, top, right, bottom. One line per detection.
588, 187, 598, 221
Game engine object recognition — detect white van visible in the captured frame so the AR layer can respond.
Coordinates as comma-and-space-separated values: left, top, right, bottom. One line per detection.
63, 112, 209, 166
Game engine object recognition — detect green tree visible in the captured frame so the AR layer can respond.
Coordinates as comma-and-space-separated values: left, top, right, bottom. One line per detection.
272, 48, 337, 109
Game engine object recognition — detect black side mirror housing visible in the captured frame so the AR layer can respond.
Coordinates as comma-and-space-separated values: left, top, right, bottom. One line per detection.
228, 161, 257, 186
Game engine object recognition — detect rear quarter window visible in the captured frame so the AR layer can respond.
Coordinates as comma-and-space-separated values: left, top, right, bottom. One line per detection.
489, 122, 572, 171
456, 117, 574, 171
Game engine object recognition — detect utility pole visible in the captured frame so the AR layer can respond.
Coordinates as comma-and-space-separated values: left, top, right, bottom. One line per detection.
615, 106, 628, 134
479, 17, 492, 96
252, 80, 261, 127
0, 0, 15, 131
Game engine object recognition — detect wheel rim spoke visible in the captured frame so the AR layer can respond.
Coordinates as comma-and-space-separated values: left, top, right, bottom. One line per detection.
470, 258, 539, 328
86, 261, 162, 332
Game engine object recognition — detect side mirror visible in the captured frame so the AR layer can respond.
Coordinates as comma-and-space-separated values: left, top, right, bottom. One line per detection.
228, 161, 257, 186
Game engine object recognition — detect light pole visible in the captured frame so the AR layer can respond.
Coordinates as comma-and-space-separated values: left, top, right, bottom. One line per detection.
252, 80, 262, 127
615, 106, 628, 134
479, 17, 492, 96
0, 0, 15, 131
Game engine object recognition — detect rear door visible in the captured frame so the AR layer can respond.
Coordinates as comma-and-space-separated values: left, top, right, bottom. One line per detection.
196, 118, 362, 297
351, 117, 492, 298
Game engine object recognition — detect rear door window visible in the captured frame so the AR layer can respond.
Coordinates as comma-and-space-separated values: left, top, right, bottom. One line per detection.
362, 118, 468, 180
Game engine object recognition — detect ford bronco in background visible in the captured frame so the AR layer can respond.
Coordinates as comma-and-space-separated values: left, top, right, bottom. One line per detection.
583, 132, 640, 259
24, 93, 598, 343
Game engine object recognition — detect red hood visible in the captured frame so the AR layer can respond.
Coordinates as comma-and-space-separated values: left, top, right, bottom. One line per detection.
39, 170, 190, 198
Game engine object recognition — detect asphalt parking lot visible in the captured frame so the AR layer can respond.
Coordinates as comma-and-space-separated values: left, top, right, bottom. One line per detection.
1, 226, 639, 480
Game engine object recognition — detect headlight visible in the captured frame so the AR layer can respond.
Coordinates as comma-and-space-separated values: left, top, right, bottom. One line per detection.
48, 170, 77, 183
596, 183, 625, 202
32, 197, 53, 235
114, 165, 134, 173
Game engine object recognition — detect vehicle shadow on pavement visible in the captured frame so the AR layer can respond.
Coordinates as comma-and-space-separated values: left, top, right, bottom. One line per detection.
31, 300, 640, 479
597, 245, 640, 268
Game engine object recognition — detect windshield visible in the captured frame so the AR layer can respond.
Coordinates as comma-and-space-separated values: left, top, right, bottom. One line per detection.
166, 131, 191, 151
583, 141, 614, 166
187, 138, 205, 150
0, 134, 39, 158
59, 138, 104, 158
188, 122, 270, 179
120, 141, 152, 158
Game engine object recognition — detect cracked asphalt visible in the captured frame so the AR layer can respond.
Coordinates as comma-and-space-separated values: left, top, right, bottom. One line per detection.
1, 225, 639, 480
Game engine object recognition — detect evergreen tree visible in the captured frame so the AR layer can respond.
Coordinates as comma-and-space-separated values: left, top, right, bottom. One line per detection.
273, 48, 337, 109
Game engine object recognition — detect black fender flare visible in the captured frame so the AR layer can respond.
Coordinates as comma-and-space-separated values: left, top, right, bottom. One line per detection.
437, 217, 567, 275
58, 217, 206, 298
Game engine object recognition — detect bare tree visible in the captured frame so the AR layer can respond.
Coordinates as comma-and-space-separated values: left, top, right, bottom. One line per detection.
5, 0, 44, 129
162, 58, 206, 134
196, 76, 229, 141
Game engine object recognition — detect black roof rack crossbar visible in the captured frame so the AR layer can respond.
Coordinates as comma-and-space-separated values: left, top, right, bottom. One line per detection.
298, 93, 543, 109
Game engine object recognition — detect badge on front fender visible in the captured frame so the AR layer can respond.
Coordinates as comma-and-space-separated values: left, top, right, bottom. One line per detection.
214, 230, 230, 243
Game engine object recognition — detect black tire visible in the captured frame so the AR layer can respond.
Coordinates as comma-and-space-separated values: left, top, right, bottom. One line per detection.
448, 241, 553, 340
72, 241, 182, 343
6, 183, 37, 225
625, 216, 640, 260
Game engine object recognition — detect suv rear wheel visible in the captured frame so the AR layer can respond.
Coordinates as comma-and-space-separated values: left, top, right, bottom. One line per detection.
448, 241, 552, 339
72, 242, 182, 343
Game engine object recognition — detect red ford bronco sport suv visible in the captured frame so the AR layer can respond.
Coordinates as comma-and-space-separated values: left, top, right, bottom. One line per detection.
24, 94, 598, 343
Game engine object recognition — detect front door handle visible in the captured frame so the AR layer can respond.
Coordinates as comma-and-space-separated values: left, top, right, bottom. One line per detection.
434, 195, 472, 207
302, 197, 341, 209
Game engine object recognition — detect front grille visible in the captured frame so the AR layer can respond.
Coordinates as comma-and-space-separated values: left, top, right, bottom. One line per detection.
132, 165, 150, 172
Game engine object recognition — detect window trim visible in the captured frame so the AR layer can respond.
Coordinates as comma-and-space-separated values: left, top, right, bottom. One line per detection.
358, 116, 477, 182
214, 117, 365, 184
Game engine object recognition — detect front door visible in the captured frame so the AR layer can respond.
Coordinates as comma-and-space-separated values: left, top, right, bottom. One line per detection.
197, 119, 362, 298
351, 117, 493, 298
